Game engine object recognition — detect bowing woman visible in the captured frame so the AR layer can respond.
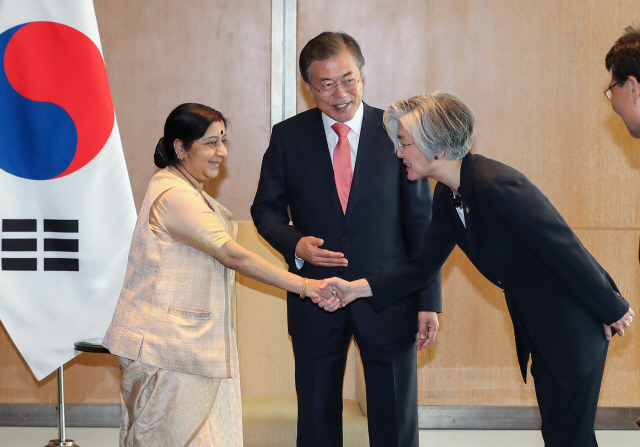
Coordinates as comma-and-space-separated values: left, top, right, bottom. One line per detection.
325, 93, 634, 447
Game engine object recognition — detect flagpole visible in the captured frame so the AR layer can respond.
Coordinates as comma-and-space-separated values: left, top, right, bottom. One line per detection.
46, 365, 77, 447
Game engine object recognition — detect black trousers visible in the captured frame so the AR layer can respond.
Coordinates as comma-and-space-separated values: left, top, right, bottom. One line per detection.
531, 341, 609, 447
291, 315, 418, 447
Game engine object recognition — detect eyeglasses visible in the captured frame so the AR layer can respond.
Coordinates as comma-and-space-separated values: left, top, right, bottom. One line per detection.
396, 141, 416, 155
309, 76, 361, 97
605, 79, 624, 100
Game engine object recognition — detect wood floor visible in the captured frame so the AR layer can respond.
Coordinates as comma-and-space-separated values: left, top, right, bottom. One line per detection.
0, 427, 639, 446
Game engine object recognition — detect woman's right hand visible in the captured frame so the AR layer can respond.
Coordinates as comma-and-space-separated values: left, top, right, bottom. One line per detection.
320, 277, 372, 310
306, 279, 341, 312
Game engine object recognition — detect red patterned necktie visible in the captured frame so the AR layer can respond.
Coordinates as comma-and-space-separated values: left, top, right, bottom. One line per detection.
331, 123, 352, 214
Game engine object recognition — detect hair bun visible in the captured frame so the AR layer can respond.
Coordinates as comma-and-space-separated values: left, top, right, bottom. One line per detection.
154, 136, 170, 168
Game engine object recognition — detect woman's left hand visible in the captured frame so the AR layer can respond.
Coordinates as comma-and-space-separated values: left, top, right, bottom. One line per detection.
604, 307, 635, 339
417, 311, 439, 351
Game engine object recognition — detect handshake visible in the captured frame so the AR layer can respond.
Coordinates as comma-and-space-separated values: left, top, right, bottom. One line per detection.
302, 277, 439, 351
303, 277, 371, 312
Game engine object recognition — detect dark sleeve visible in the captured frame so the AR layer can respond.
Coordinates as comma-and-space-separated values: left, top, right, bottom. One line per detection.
486, 172, 629, 325
367, 184, 456, 312
399, 174, 442, 312
250, 126, 304, 267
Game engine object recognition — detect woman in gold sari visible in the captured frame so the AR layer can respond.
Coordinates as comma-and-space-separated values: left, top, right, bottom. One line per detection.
103, 103, 337, 447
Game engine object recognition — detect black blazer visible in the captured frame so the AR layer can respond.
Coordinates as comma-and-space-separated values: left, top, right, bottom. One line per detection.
368, 153, 629, 384
251, 103, 441, 344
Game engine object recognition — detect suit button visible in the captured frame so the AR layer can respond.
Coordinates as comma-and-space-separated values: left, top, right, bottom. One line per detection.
337, 268, 344, 276
341, 237, 349, 243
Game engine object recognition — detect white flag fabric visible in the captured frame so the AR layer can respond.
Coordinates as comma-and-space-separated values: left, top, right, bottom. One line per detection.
0, 0, 136, 380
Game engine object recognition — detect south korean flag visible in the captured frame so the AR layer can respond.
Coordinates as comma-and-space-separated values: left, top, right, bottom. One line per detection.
0, 0, 136, 380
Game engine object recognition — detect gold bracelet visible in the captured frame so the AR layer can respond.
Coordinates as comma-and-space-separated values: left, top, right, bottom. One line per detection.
300, 277, 309, 298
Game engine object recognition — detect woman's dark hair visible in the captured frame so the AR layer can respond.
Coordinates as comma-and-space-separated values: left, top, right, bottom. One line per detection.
154, 103, 229, 168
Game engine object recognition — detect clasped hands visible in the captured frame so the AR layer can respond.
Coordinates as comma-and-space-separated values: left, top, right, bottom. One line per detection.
296, 237, 439, 350
604, 307, 635, 340
294, 236, 357, 311
303, 277, 439, 351
303, 277, 359, 311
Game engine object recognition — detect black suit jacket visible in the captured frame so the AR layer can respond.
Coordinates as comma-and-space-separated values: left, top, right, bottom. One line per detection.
368, 153, 629, 384
251, 103, 441, 344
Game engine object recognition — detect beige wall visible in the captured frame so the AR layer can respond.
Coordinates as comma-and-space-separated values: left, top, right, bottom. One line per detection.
297, 0, 640, 407
1, 0, 639, 409
414, 0, 640, 406
94, 0, 272, 218
1, 0, 272, 405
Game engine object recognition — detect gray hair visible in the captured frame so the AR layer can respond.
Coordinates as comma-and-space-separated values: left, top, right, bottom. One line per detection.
383, 92, 474, 162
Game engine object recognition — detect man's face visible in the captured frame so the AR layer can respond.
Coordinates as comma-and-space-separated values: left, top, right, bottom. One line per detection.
306, 48, 363, 123
609, 75, 640, 138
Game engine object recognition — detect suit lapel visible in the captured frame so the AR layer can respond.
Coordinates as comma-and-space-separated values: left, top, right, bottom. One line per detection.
457, 153, 476, 259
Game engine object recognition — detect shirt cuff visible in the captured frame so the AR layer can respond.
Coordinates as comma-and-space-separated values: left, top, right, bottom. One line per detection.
294, 253, 304, 270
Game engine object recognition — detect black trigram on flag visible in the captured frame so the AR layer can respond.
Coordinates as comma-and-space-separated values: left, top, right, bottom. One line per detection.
1, 219, 79, 271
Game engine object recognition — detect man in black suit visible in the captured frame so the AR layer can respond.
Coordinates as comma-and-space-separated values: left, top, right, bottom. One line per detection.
251, 32, 441, 447
605, 25, 640, 139
605, 25, 640, 429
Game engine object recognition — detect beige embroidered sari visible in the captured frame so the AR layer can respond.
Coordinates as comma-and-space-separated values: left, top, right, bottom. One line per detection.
108, 167, 243, 446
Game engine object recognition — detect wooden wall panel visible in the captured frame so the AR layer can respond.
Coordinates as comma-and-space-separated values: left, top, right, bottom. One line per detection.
94, 0, 271, 219
416, 246, 537, 406
415, 228, 640, 406
423, 0, 640, 229
2, 0, 639, 410
296, 0, 431, 114
0, 322, 121, 404
578, 229, 640, 407
0, 0, 271, 404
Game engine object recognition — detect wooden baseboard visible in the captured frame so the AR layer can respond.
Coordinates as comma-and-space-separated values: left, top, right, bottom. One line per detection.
0, 404, 638, 430
418, 406, 640, 430
0, 404, 120, 427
